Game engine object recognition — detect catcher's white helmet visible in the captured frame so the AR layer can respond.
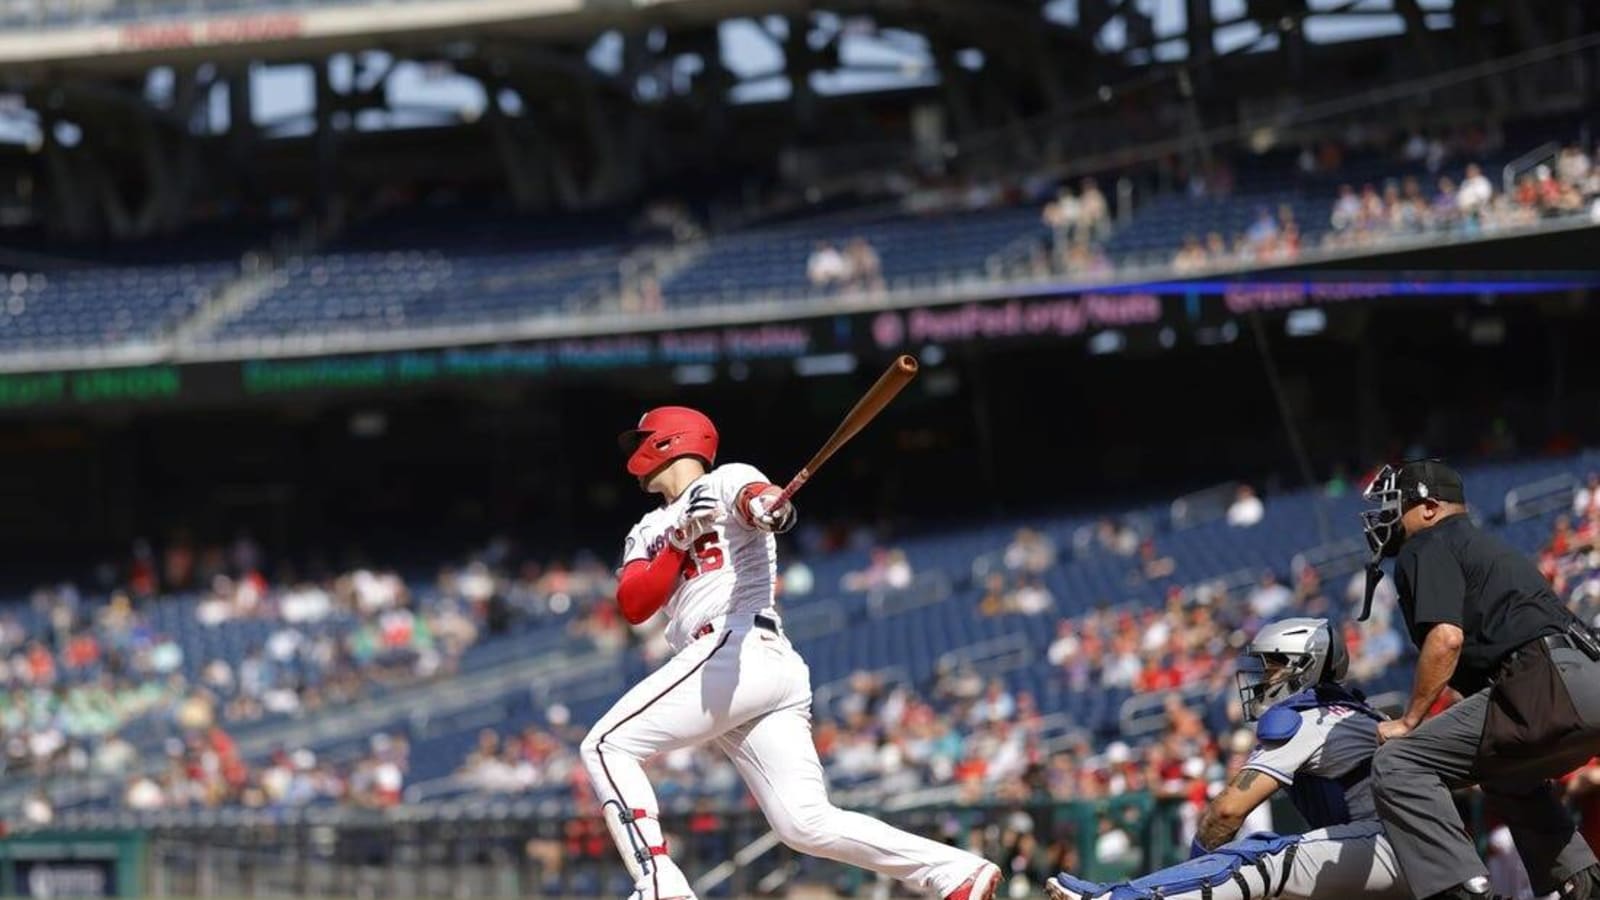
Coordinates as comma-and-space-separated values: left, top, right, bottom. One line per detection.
1236, 617, 1349, 721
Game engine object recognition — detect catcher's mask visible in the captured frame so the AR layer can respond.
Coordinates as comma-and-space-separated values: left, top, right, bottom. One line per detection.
1236, 617, 1348, 721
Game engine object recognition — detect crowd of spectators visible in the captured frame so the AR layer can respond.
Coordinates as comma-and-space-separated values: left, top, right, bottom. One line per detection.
1057, 517, 1180, 588
0, 534, 624, 809
841, 547, 915, 595
1159, 127, 1596, 279
1036, 177, 1116, 279
456, 720, 582, 796
805, 237, 885, 294
1041, 179, 1113, 249
972, 529, 1055, 617
1169, 139, 1596, 276
1172, 208, 1302, 273
0, 578, 448, 781
119, 730, 408, 812
1537, 473, 1600, 626
1323, 144, 1598, 251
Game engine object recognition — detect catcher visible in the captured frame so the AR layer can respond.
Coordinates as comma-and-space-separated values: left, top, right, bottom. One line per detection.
1050, 618, 1412, 900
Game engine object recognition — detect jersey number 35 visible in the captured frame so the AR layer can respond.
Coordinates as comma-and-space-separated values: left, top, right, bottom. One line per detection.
682, 534, 724, 580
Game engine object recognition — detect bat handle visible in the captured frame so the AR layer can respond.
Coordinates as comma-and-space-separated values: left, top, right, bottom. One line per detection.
774, 470, 810, 508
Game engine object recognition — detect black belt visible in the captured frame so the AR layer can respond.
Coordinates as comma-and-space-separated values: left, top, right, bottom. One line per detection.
1508, 630, 1600, 664
1540, 633, 1578, 653
693, 614, 779, 639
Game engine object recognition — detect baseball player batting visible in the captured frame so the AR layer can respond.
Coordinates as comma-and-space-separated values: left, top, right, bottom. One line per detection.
580, 405, 1001, 900
1050, 618, 1411, 900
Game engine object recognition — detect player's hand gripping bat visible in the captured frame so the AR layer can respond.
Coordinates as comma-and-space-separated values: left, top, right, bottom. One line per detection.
772, 355, 919, 508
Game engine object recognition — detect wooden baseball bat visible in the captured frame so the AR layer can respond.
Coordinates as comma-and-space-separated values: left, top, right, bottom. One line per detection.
773, 354, 919, 507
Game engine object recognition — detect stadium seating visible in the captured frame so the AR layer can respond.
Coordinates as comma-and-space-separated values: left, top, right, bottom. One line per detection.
660, 206, 1044, 306
0, 127, 1576, 354
209, 245, 623, 340
0, 262, 234, 352
1103, 145, 1533, 266
201, 207, 638, 340
205, 204, 1049, 340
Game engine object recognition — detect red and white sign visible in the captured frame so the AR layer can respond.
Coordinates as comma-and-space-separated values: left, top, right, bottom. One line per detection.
0, 0, 586, 67
118, 14, 305, 52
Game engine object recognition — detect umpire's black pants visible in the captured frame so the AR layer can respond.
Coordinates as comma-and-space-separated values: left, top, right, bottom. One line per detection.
1372, 642, 1600, 900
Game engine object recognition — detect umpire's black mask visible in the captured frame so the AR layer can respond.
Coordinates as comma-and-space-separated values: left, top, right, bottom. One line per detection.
1356, 460, 1466, 620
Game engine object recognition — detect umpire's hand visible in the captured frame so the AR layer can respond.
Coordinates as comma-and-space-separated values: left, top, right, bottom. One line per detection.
1376, 720, 1414, 744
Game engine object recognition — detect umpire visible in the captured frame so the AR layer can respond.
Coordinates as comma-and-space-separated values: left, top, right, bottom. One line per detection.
1359, 460, 1600, 900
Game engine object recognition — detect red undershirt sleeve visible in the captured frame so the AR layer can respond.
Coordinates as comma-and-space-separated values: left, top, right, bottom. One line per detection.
616, 547, 687, 624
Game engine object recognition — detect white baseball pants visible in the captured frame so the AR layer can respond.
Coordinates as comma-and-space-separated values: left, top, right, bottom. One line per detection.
580, 614, 983, 897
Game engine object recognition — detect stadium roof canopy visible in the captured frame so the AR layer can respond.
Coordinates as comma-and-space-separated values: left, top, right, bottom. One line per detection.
0, 0, 1497, 71
0, 0, 1586, 237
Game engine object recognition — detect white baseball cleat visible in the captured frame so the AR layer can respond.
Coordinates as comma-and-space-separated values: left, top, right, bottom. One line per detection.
944, 861, 1002, 900
628, 857, 699, 900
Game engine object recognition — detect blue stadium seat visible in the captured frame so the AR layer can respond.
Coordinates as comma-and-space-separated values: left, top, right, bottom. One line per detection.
0, 263, 234, 351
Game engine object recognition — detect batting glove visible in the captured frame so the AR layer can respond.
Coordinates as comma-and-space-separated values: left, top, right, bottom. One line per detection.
668, 486, 723, 551
747, 488, 797, 534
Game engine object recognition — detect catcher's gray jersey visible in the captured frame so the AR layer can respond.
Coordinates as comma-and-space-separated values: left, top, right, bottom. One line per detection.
1242, 700, 1381, 827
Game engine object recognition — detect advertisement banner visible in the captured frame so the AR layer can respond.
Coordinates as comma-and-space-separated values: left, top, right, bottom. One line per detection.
868, 290, 1165, 348
13, 859, 116, 898
0, 832, 143, 898
238, 320, 818, 395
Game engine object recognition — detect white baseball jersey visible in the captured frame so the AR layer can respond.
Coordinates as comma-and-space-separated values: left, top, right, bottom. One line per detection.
620, 462, 779, 652
1242, 700, 1380, 826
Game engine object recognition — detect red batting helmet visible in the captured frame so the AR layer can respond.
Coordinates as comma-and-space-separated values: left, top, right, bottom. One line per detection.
618, 406, 718, 478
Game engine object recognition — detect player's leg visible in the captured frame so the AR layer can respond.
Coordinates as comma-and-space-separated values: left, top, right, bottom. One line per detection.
580, 629, 749, 899
1479, 775, 1598, 897
715, 697, 996, 899
1049, 835, 1289, 900
1048, 825, 1409, 900
1369, 690, 1492, 900
1275, 823, 1411, 900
